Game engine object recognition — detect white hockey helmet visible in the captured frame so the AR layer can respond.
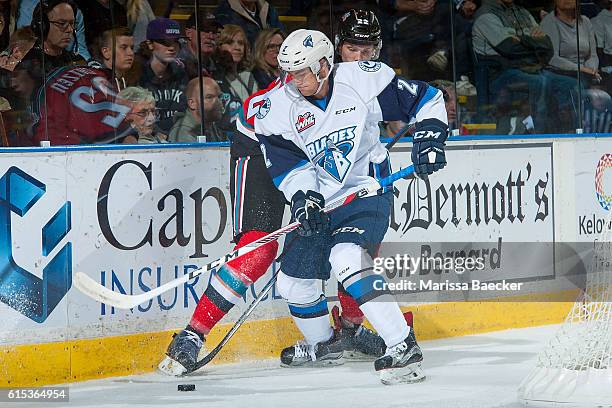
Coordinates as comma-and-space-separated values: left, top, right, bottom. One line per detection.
277, 29, 334, 78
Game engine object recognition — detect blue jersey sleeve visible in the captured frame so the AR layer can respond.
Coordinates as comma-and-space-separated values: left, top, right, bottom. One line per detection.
257, 133, 318, 200
376, 76, 448, 126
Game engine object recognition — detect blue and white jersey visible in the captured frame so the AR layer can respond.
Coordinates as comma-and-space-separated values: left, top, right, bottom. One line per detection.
252, 61, 448, 201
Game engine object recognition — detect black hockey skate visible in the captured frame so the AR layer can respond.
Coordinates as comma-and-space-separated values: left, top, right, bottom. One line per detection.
158, 327, 205, 376
331, 305, 386, 361
280, 330, 348, 367
374, 329, 425, 385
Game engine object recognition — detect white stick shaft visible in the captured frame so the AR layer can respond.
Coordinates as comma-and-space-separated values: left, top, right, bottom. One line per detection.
74, 166, 414, 309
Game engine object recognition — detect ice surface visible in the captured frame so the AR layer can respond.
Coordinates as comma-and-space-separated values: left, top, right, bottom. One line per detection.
43, 325, 560, 408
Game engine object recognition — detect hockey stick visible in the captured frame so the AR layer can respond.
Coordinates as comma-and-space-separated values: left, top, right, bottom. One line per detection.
187, 267, 282, 374
183, 136, 416, 373
74, 165, 416, 309
185, 164, 415, 374
384, 123, 415, 151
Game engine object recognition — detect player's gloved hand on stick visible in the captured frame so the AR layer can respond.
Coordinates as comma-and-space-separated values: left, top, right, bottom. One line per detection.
411, 119, 448, 178
291, 190, 330, 237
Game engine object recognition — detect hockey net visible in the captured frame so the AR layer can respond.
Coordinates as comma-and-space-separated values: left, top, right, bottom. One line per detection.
517, 213, 612, 407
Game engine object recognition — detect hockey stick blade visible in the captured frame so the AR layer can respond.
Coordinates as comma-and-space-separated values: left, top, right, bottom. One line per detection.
184, 166, 416, 372
74, 272, 192, 310
75, 165, 414, 309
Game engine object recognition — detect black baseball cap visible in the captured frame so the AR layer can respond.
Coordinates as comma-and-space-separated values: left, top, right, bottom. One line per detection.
186, 12, 222, 31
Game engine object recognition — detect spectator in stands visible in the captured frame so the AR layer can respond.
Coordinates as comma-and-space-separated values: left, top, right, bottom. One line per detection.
169, 76, 229, 143
456, 0, 479, 20
74, 0, 127, 51
17, 0, 90, 60
251, 27, 284, 89
378, 0, 452, 81
541, 0, 600, 80
583, 87, 612, 132
137, 17, 187, 133
0, 27, 35, 73
472, 0, 555, 132
454, 0, 480, 81
216, 24, 258, 105
91, 27, 135, 90
118, 86, 168, 144
592, 0, 612, 89
124, 0, 156, 50
430, 79, 458, 129
540, 0, 600, 130
214, 0, 284, 46
0, 28, 39, 146
0, 0, 17, 51
20, 0, 86, 78
178, 11, 222, 79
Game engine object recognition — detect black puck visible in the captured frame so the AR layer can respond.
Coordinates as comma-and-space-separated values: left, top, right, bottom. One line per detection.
178, 384, 196, 392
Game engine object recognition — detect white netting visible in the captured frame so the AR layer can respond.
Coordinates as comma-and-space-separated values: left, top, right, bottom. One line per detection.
518, 212, 612, 407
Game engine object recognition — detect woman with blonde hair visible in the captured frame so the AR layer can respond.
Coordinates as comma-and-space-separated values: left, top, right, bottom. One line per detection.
122, 0, 155, 50
252, 28, 285, 89
216, 24, 258, 104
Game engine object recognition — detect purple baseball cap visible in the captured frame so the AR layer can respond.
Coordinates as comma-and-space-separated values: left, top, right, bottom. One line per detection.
147, 17, 183, 41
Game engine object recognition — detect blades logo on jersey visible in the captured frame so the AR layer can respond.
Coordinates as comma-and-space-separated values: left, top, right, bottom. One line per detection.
295, 112, 315, 133
318, 140, 353, 183
306, 126, 357, 183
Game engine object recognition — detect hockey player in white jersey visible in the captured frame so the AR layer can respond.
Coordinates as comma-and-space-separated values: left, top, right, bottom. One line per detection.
253, 29, 448, 384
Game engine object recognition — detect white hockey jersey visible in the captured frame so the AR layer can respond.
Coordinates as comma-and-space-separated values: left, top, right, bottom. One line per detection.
252, 61, 447, 202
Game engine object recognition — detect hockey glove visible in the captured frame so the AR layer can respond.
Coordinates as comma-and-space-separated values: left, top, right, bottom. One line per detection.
411, 119, 448, 178
291, 190, 330, 237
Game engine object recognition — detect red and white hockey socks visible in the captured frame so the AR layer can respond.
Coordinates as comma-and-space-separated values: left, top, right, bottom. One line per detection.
189, 230, 278, 335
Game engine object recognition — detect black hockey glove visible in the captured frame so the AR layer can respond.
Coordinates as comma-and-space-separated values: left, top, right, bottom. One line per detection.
291, 190, 330, 237
411, 119, 448, 178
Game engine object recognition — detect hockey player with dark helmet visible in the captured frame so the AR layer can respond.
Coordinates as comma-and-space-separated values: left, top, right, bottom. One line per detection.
335, 9, 382, 62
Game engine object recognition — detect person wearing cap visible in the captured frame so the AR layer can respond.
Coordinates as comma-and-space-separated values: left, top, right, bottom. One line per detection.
137, 17, 188, 134
178, 11, 222, 79
214, 0, 284, 46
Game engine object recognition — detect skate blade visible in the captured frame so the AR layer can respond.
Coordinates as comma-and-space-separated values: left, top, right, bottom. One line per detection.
157, 356, 189, 376
344, 350, 377, 362
281, 356, 345, 368
379, 362, 426, 385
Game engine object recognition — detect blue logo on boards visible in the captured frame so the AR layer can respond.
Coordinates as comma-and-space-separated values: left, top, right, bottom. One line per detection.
303, 35, 313, 48
0, 167, 72, 323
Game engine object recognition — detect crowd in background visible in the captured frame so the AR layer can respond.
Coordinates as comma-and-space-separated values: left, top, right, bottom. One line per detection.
0, 0, 610, 146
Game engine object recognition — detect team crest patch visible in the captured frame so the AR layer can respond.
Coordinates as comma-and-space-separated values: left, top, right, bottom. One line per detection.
358, 61, 381, 72
318, 140, 353, 183
295, 112, 315, 133
303, 35, 313, 48
255, 98, 271, 119
306, 127, 357, 183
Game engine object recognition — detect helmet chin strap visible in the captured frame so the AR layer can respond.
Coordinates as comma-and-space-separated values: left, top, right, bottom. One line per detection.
313, 62, 332, 96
